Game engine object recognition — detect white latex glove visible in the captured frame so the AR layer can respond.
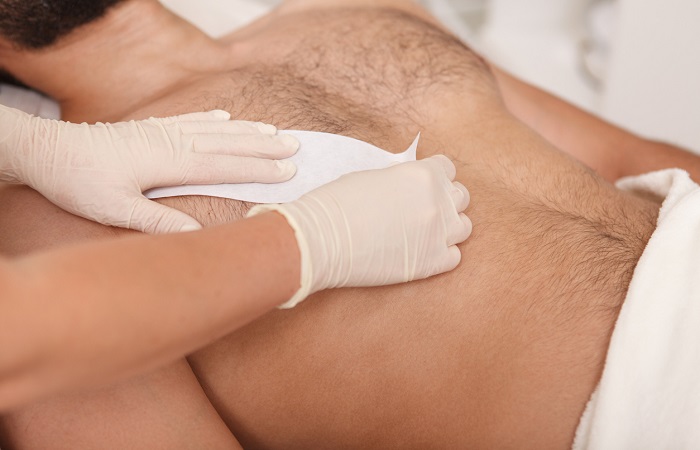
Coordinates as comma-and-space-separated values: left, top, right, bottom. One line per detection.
248, 155, 472, 308
0, 105, 299, 233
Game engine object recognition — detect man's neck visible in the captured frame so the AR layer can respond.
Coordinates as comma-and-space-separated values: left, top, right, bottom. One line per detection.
0, 0, 234, 122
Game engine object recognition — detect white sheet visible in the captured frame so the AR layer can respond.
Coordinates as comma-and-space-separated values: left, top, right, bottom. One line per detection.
160, 0, 271, 38
573, 169, 700, 450
0, 84, 60, 119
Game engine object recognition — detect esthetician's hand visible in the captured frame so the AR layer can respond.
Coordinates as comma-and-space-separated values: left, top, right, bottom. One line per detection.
248, 155, 472, 308
0, 105, 299, 233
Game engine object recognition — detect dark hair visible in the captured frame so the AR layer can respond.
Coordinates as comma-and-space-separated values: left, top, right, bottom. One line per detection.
0, 0, 125, 49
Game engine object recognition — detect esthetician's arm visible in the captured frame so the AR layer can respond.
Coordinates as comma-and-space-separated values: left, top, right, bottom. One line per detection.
0, 155, 471, 411
491, 66, 700, 182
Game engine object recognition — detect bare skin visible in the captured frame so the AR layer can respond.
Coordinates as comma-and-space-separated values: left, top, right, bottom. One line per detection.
492, 67, 700, 183
0, 0, 689, 448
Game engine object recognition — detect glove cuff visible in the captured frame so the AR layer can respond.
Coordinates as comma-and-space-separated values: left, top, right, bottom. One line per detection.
247, 203, 313, 309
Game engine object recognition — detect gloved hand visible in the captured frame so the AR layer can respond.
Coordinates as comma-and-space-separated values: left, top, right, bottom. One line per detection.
0, 105, 299, 233
248, 155, 472, 308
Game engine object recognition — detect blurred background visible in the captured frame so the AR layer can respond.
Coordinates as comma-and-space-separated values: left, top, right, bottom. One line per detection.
3, 0, 698, 153
427, 0, 700, 154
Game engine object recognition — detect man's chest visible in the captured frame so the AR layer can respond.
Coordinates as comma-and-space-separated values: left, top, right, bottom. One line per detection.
132, 8, 477, 151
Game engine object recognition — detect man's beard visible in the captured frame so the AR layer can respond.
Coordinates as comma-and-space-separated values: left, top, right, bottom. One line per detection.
0, 0, 126, 49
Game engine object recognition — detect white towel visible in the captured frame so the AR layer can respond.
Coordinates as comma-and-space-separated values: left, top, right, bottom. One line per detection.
574, 169, 700, 450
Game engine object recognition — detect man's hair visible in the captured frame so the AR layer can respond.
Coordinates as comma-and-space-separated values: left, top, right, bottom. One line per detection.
0, 0, 125, 49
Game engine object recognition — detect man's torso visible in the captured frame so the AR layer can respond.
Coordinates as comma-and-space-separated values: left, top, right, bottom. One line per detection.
0, 3, 660, 448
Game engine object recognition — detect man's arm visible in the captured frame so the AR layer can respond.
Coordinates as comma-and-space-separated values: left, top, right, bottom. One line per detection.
492, 66, 700, 183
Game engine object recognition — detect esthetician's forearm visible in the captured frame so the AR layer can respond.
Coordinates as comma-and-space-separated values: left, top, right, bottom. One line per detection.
491, 66, 700, 182
0, 211, 299, 411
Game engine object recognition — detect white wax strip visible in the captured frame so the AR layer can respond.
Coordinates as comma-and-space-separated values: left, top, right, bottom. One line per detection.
146, 130, 419, 204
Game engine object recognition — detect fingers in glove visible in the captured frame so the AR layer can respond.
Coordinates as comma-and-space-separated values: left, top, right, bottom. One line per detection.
451, 182, 470, 212
438, 246, 463, 274
179, 119, 279, 136
156, 110, 231, 125
192, 133, 299, 158
446, 213, 473, 247
426, 154, 457, 181
127, 197, 203, 234
185, 153, 297, 184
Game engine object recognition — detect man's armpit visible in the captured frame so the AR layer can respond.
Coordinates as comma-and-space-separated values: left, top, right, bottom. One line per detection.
155, 196, 254, 228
